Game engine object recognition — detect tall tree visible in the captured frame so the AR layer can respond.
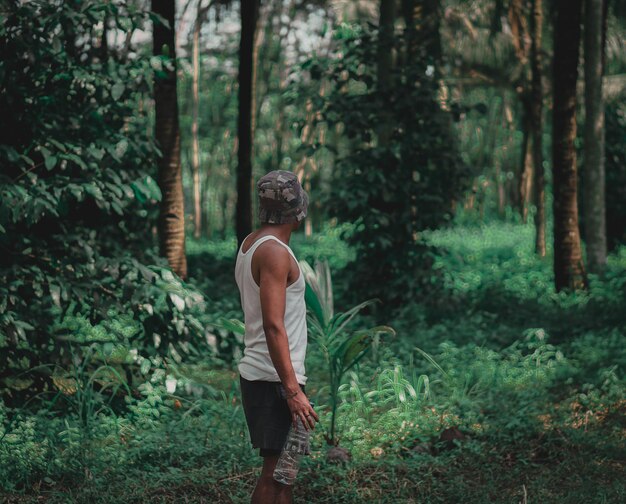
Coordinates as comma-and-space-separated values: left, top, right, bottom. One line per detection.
531, 0, 546, 256
191, 0, 212, 239
552, 0, 587, 291
583, 0, 608, 273
377, 0, 397, 146
153, 0, 187, 279
236, 0, 260, 246
518, 102, 533, 223
509, 0, 534, 223
403, 0, 442, 71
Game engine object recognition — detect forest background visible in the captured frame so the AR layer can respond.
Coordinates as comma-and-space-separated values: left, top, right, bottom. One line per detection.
1, 0, 625, 502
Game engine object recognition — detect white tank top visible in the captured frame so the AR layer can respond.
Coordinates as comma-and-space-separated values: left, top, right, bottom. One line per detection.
235, 235, 308, 385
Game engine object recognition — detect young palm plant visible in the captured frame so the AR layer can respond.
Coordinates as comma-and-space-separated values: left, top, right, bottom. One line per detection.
300, 260, 395, 447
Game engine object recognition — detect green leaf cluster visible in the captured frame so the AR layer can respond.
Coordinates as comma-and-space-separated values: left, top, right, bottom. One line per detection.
291, 23, 472, 310
301, 259, 395, 446
0, 1, 216, 403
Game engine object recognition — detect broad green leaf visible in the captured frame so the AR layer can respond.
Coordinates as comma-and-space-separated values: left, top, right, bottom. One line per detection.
142, 175, 162, 201
215, 318, 246, 336
40, 146, 57, 170
88, 145, 105, 160
301, 260, 334, 326
45, 155, 58, 171
48, 139, 67, 152
174, 319, 185, 335
169, 293, 185, 311
130, 181, 146, 203
85, 183, 103, 200
65, 153, 87, 170
304, 282, 326, 328
111, 82, 125, 100
49, 284, 61, 307
330, 299, 377, 336
161, 269, 175, 282
115, 139, 128, 159
140, 359, 151, 375
343, 326, 394, 371
111, 201, 124, 215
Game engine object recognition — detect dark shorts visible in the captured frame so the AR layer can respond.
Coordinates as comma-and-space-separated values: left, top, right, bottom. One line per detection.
239, 375, 305, 457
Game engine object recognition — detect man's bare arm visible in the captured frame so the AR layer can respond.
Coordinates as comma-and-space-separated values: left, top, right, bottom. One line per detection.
257, 242, 318, 429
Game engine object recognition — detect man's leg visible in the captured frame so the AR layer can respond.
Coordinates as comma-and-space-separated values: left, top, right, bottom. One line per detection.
251, 453, 293, 504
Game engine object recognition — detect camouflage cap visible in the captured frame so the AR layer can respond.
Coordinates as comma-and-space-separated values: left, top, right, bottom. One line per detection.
257, 170, 308, 224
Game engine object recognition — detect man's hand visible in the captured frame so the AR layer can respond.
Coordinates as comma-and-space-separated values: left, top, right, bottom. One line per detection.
286, 390, 319, 431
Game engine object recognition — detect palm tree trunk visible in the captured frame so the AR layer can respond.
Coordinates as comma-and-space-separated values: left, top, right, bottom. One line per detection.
583, 0, 607, 273
236, 0, 260, 246
531, 0, 546, 256
152, 0, 187, 279
191, 1, 212, 240
552, 0, 587, 291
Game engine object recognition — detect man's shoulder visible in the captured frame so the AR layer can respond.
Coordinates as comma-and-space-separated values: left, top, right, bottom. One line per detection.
255, 237, 290, 253
253, 239, 291, 267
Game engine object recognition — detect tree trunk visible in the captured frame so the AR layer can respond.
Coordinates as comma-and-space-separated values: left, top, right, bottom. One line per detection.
403, 0, 442, 69
519, 100, 533, 224
191, 4, 202, 239
253, 0, 282, 132
486, 97, 501, 216
503, 98, 519, 211
272, 0, 296, 170
377, 0, 395, 93
552, 0, 587, 291
531, 0, 546, 256
377, 0, 396, 146
100, 3, 109, 62
236, 0, 260, 246
583, 0, 607, 273
508, 0, 530, 63
152, 0, 187, 280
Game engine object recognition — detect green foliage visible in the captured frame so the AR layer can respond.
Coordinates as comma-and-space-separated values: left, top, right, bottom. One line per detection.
291, 23, 471, 309
0, 0, 148, 392
290, 222, 357, 273
1, 0, 626, 499
1, 223, 625, 501
0, 406, 49, 492
178, 49, 239, 238
0, 1, 221, 403
301, 260, 395, 446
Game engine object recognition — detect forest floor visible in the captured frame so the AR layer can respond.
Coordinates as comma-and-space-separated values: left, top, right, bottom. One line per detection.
2, 221, 625, 503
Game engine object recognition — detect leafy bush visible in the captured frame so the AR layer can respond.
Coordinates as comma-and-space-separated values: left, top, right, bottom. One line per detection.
291, 22, 470, 310
0, 1, 225, 404
301, 260, 395, 447
0, 405, 50, 491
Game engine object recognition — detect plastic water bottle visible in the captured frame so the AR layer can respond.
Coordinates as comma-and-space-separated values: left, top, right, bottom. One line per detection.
273, 405, 313, 485
273, 417, 310, 485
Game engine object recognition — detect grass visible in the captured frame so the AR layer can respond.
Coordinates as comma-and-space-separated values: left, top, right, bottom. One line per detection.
2, 221, 625, 503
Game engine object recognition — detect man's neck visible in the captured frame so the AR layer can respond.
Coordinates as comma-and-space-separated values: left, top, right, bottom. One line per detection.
259, 223, 293, 245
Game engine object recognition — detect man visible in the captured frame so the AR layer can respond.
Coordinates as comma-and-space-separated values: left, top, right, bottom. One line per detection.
235, 170, 319, 504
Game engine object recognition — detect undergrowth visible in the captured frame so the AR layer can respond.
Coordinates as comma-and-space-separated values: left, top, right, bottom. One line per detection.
1, 221, 625, 503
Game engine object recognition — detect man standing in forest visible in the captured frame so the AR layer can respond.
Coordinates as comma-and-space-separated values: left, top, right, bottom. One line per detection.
235, 170, 318, 503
